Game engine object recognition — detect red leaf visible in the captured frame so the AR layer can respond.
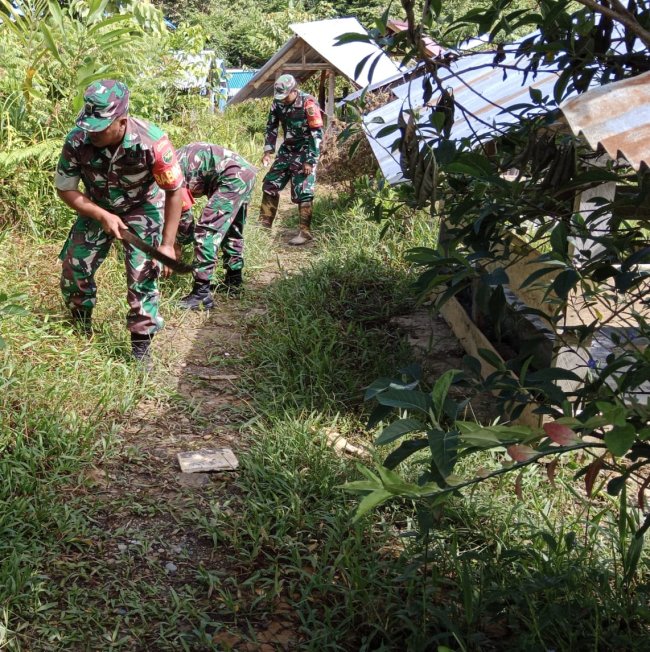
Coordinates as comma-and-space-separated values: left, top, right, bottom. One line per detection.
508, 444, 536, 462
514, 471, 524, 501
544, 422, 579, 446
547, 458, 558, 487
585, 459, 603, 497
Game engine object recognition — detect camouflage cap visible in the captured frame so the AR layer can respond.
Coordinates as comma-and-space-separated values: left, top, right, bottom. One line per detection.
273, 74, 297, 100
76, 80, 130, 133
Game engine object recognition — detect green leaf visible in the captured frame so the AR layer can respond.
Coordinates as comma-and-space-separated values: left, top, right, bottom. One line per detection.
335, 32, 372, 45
364, 377, 393, 401
375, 124, 402, 139
366, 403, 394, 430
553, 68, 572, 103
551, 269, 580, 300
520, 264, 563, 289
87, 0, 110, 24
353, 489, 393, 521
457, 421, 537, 442
375, 418, 425, 446
550, 221, 568, 257
428, 429, 458, 478
384, 438, 429, 469
605, 424, 636, 457
87, 13, 134, 36
477, 347, 505, 370
431, 369, 459, 422
353, 53, 373, 81
596, 402, 627, 427
624, 533, 645, 584
40, 23, 63, 64
457, 427, 501, 447
376, 389, 432, 415
340, 480, 384, 493
377, 465, 421, 495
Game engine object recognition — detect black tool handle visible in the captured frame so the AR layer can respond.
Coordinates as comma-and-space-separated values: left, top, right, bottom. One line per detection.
119, 227, 194, 274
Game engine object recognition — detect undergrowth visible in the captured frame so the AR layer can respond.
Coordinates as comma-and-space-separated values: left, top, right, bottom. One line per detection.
220, 195, 649, 651
0, 104, 647, 650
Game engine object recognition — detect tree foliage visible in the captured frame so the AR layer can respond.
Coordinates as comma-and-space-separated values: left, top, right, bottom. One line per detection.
344, 0, 650, 555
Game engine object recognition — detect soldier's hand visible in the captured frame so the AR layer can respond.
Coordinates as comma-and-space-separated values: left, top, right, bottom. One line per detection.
262, 153, 272, 167
302, 162, 313, 175
157, 243, 176, 278
100, 212, 127, 239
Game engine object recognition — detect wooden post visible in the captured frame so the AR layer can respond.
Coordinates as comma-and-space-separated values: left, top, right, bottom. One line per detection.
325, 70, 336, 130
318, 70, 327, 112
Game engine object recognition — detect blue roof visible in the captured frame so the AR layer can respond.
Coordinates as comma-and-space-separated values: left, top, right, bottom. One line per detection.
228, 71, 257, 90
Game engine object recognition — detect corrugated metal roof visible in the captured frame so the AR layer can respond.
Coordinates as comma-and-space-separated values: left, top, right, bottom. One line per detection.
290, 18, 402, 86
365, 46, 560, 184
225, 70, 259, 99
364, 29, 646, 184
228, 71, 257, 89
561, 71, 650, 171
228, 18, 402, 105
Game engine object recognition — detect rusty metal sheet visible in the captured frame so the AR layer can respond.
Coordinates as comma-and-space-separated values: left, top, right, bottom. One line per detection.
561, 71, 650, 171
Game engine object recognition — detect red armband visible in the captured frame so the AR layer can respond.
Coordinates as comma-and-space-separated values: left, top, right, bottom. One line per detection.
152, 136, 184, 190
305, 100, 323, 129
181, 186, 195, 212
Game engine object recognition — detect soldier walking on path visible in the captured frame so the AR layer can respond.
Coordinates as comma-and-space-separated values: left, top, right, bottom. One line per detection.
175, 142, 257, 310
259, 74, 323, 245
55, 80, 184, 365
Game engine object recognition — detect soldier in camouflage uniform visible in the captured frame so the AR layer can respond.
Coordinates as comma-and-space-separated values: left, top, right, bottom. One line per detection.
175, 142, 257, 309
259, 74, 323, 245
55, 80, 184, 364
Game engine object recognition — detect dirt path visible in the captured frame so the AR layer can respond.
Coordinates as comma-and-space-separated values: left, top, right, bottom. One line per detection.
59, 199, 316, 649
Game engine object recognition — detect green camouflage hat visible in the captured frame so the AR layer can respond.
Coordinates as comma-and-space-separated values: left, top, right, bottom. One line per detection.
76, 80, 130, 132
273, 74, 297, 100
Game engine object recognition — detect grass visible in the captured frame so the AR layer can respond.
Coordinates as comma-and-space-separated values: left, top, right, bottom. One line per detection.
0, 104, 648, 650
216, 192, 649, 650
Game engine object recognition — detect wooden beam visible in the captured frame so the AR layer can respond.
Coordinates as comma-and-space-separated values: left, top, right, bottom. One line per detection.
282, 63, 332, 71
439, 296, 542, 427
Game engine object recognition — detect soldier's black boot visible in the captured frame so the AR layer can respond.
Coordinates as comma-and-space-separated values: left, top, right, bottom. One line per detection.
70, 307, 92, 336
212, 268, 243, 296
179, 280, 214, 310
131, 333, 154, 371
259, 192, 279, 230
289, 201, 314, 245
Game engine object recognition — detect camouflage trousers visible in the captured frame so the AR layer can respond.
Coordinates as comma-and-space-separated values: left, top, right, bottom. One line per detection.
262, 144, 316, 204
177, 167, 256, 283
59, 199, 164, 335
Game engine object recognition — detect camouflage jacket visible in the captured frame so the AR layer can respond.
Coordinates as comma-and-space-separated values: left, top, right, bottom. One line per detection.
177, 143, 255, 199
263, 91, 323, 165
54, 117, 184, 215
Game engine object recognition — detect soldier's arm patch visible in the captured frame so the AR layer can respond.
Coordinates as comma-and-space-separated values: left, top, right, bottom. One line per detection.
305, 100, 324, 129
152, 135, 184, 190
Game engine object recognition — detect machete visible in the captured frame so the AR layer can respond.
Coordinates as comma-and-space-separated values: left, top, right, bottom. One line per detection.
119, 227, 194, 274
